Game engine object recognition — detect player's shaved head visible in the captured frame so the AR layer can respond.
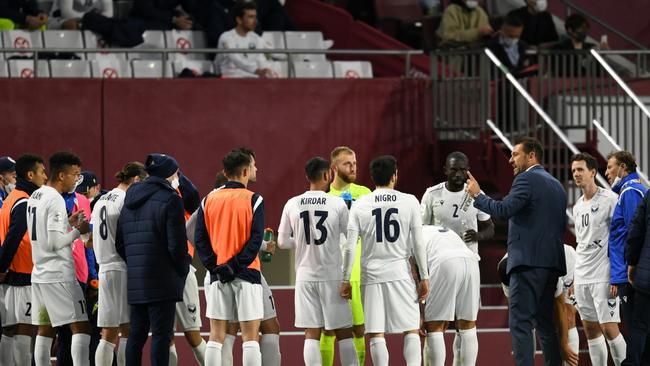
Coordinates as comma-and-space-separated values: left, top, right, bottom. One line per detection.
305, 157, 330, 183
445, 151, 469, 166
370, 155, 397, 186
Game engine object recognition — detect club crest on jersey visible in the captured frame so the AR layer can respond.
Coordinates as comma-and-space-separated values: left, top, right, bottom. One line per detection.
54, 212, 63, 222
607, 298, 617, 316
187, 304, 197, 313
591, 204, 599, 213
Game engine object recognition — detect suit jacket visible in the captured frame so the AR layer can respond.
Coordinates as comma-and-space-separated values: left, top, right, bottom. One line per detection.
474, 165, 567, 275
626, 190, 650, 293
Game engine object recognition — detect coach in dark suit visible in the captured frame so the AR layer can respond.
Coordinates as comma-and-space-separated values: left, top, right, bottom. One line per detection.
466, 137, 568, 366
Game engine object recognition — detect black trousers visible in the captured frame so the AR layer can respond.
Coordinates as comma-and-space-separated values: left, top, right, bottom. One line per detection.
509, 267, 562, 366
620, 284, 650, 365
126, 300, 176, 366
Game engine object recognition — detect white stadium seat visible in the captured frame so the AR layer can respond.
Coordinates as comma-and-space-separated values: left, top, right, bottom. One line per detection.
1, 30, 43, 58
129, 31, 166, 60
43, 30, 84, 58
284, 31, 331, 62
262, 31, 287, 60
292, 60, 333, 78
91, 59, 131, 78
7, 60, 50, 78
0, 61, 7, 77
269, 61, 289, 78
131, 60, 173, 78
83, 31, 127, 61
172, 60, 214, 76
164, 30, 207, 60
50, 60, 91, 78
333, 61, 373, 78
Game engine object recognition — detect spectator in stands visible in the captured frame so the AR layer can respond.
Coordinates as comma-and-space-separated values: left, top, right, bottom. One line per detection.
219, 0, 294, 34
509, 0, 558, 48
0, 0, 47, 30
216, 1, 277, 78
48, 0, 113, 29
129, 0, 198, 30
437, 0, 493, 49
552, 13, 608, 51
0, 156, 17, 208
486, 13, 530, 75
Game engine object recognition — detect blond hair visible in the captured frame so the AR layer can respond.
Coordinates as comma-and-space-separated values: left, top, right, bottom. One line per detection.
330, 146, 355, 163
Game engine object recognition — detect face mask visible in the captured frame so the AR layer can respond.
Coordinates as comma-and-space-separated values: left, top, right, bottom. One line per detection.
573, 30, 587, 42
465, 0, 478, 9
171, 177, 180, 190
502, 36, 519, 47
534, 0, 547, 12
5, 183, 15, 193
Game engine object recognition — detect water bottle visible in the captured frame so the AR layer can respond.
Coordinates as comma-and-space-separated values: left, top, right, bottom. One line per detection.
460, 191, 474, 212
261, 228, 274, 263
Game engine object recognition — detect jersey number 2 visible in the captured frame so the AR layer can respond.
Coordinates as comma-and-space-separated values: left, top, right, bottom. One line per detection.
299, 210, 328, 245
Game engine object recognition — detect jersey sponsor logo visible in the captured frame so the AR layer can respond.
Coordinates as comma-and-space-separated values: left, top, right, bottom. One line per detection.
53, 212, 63, 223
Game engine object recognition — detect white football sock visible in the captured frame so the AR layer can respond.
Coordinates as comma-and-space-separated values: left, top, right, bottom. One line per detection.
427, 332, 446, 366
303, 339, 322, 366
261, 333, 281, 366
71, 333, 91, 366
369, 337, 389, 366
588, 335, 608, 366
459, 328, 478, 366
192, 339, 206, 366
14, 334, 32, 366
1, 335, 15, 366
404, 333, 421, 366
338, 338, 360, 366
607, 334, 627, 366
205, 341, 223, 366
565, 327, 579, 366
242, 340, 262, 366
34, 335, 53, 366
169, 344, 178, 366
118, 338, 128, 366
95, 339, 116, 366
452, 332, 461, 366
222, 334, 235, 366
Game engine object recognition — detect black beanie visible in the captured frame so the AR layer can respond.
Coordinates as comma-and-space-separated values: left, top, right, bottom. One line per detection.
145, 153, 179, 178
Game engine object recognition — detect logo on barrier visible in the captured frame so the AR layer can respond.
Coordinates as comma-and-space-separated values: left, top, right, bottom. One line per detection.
345, 70, 360, 79
176, 37, 191, 49
20, 68, 34, 78
14, 36, 30, 49
102, 68, 118, 78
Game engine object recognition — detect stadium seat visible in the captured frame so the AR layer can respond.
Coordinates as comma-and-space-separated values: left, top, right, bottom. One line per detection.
262, 31, 287, 60
129, 31, 166, 60
269, 61, 289, 78
50, 60, 92, 78
0, 61, 7, 77
164, 30, 208, 61
1, 30, 43, 59
91, 59, 131, 78
43, 30, 85, 59
131, 60, 173, 78
292, 60, 333, 78
7, 60, 50, 78
172, 60, 214, 76
36, 0, 53, 13
83, 31, 127, 61
333, 61, 373, 78
284, 31, 331, 62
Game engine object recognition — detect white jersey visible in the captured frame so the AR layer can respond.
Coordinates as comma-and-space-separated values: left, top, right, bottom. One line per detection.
26, 185, 76, 283
345, 188, 428, 284
422, 225, 480, 272
562, 244, 576, 289
572, 187, 618, 284
216, 29, 271, 78
91, 188, 126, 272
420, 182, 490, 253
278, 191, 349, 282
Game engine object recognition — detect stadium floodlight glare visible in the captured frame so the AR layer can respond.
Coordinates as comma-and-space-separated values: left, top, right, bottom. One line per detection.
592, 119, 650, 186
486, 119, 514, 151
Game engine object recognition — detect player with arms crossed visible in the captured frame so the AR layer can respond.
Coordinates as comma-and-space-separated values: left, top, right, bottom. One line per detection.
92, 162, 147, 366
27, 152, 92, 366
340, 155, 429, 366
571, 153, 626, 365
277, 157, 359, 366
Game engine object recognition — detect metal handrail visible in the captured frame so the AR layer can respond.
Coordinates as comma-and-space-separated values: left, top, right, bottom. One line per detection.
560, 0, 647, 50
484, 48, 611, 189
592, 119, 650, 186
486, 119, 514, 151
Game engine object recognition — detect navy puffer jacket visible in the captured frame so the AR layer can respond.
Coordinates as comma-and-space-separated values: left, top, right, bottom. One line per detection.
116, 177, 190, 304
626, 190, 650, 294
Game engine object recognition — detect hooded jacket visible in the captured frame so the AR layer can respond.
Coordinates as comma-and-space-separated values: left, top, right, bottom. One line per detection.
609, 172, 646, 285
116, 176, 190, 304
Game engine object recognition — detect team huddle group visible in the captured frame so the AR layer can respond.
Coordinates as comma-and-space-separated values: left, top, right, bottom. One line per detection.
0, 142, 644, 366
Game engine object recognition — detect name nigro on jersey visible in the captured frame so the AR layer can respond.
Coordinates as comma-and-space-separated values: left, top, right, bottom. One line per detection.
375, 194, 397, 202
300, 197, 327, 205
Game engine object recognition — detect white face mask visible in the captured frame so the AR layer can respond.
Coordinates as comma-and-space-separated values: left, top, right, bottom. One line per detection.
5, 183, 15, 193
465, 0, 478, 9
170, 177, 180, 190
534, 0, 547, 12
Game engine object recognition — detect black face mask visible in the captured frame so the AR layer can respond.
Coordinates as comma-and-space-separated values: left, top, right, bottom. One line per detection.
572, 30, 587, 42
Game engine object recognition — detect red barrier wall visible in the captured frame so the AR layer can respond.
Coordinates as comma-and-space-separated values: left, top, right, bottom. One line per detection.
1, 78, 434, 227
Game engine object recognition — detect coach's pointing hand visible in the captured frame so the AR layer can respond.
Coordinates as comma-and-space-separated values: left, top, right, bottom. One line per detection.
466, 171, 481, 198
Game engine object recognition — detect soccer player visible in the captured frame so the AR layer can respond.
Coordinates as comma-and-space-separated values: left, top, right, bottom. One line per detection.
571, 153, 626, 365
0, 154, 47, 365
421, 225, 480, 366
420, 151, 494, 254
26, 152, 92, 366
340, 155, 429, 366
323, 146, 371, 366
92, 162, 147, 366
195, 148, 265, 366
277, 156, 359, 366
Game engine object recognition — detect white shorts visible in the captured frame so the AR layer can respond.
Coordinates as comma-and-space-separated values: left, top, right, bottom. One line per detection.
206, 278, 263, 322
362, 279, 420, 334
295, 280, 353, 330
97, 271, 129, 328
425, 258, 480, 322
175, 267, 202, 331
261, 275, 277, 321
575, 282, 620, 323
0, 284, 7, 325
4, 285, 33, 326
32, 281, 88, 327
